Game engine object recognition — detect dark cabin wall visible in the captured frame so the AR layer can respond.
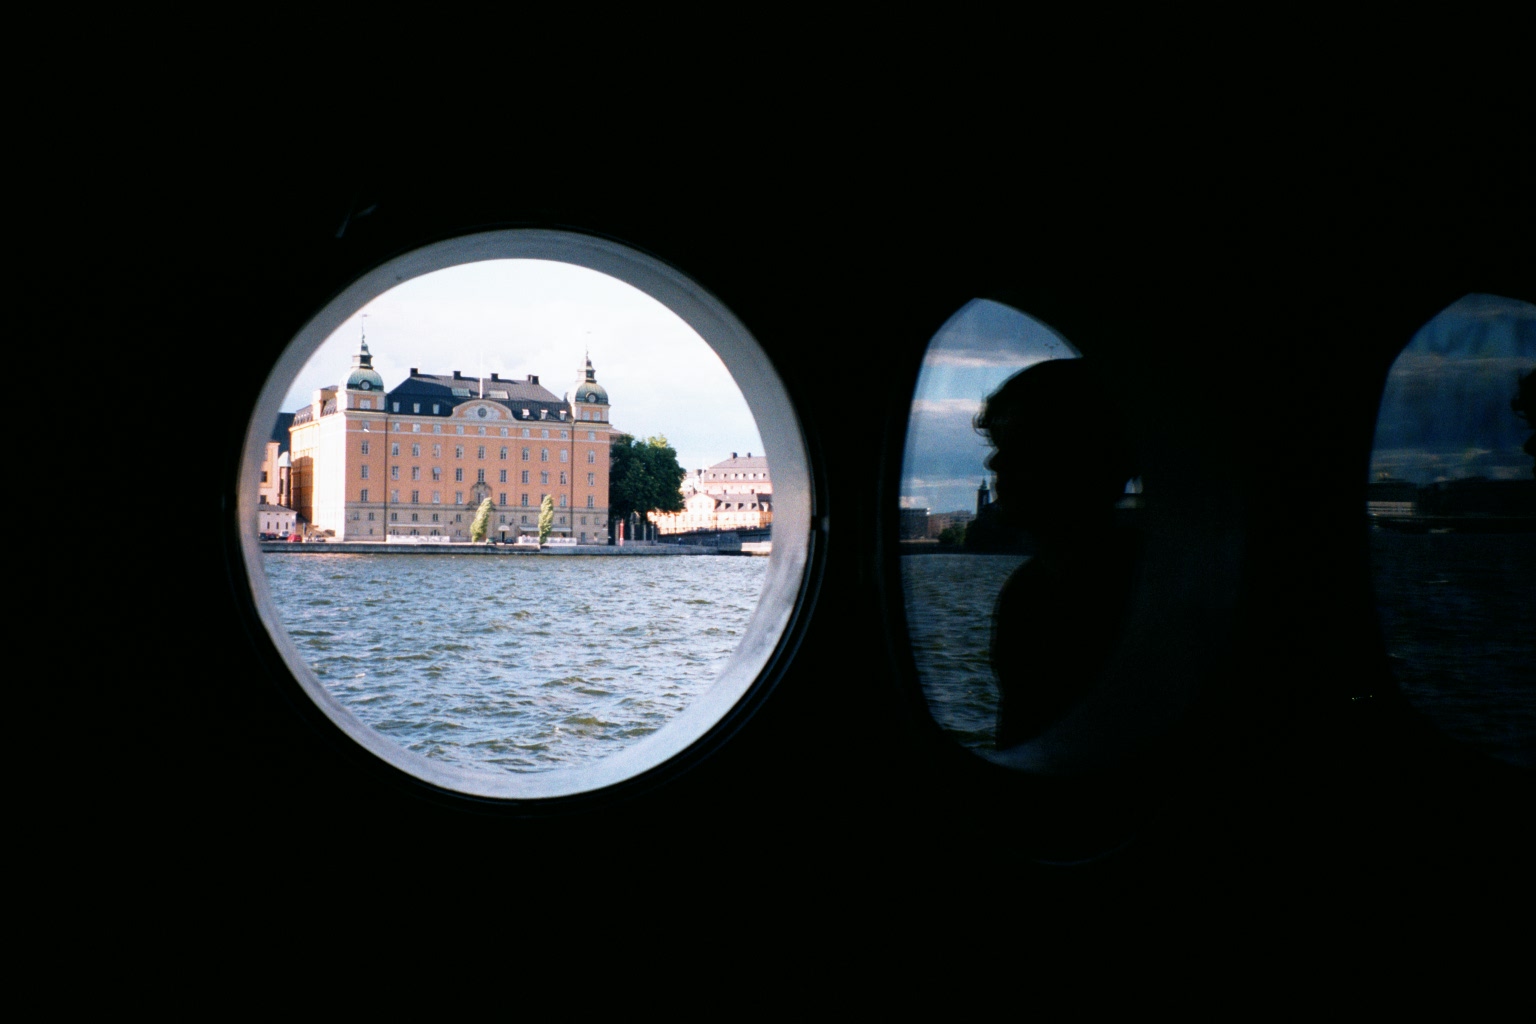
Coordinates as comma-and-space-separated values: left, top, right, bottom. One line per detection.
111, 151, 1532, 916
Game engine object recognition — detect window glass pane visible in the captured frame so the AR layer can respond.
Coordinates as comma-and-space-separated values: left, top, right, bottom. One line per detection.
1368, 293, 1536, 768
901, 299, 1145, 763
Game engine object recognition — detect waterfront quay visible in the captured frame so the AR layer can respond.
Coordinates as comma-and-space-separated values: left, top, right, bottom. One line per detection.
260, 540, 709, 556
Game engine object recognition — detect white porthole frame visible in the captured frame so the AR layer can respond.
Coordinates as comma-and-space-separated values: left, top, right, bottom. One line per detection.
238, 229, 813, 799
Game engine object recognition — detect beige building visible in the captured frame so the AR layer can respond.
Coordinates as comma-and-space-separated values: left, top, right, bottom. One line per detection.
651, 452, 772, 534
287, 341, 614, 543
258, 502, 297, 538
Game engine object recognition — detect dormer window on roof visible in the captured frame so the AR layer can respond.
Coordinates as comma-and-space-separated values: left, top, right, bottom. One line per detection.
522, 409, 530, 418
452, 387, 471, 398
490, 389, 509, 400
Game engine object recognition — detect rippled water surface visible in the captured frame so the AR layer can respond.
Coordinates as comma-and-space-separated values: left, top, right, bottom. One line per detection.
264, 553, 767, 773
1370, 531, 1536, 768
902, 554, 1027, 753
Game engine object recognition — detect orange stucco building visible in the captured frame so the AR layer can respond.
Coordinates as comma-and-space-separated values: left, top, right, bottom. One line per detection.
287, 341, 614, 542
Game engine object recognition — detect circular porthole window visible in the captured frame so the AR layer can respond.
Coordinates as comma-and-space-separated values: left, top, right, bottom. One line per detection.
238, 230, 813, 799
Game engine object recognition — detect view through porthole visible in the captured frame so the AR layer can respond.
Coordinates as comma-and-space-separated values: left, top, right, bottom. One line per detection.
240, 232, 811, 799
1367, 293, 1535, 769
900, 300, 1143, 762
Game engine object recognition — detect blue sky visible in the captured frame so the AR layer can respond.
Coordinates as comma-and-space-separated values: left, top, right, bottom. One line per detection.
280, 259, 763, 480
901, 299, 1078, 514
1370, 293, 1536, 484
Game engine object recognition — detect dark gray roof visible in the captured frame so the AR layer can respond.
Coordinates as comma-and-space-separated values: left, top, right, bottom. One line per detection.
387, 373, 567, 419
270, 412, 294, 455
707, 453, 768, 471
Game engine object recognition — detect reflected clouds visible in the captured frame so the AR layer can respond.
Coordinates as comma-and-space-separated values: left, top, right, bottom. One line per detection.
902, 300, 1078, 512
1371, 294, 1536, 484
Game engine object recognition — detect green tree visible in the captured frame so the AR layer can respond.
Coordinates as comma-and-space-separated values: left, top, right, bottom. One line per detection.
608, 433, 687, 528
470, 498, 494, 543
538, 494, 555, 548
938, 522, 967, 546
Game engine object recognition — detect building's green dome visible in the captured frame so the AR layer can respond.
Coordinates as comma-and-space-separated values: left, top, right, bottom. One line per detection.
345, 338, 385, 392
574, 356, 608, 405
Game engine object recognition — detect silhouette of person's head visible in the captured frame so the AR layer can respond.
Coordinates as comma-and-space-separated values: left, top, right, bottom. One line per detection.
1514, 369, 1535, 477
976, 359, 1134, 538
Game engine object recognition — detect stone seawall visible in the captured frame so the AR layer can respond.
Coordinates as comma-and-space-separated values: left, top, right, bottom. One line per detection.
259, 542, 708, 556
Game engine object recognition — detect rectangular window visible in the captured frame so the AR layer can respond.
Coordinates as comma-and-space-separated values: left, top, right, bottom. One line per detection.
522, 448, 530, 461
433, 444, 441, 457
499, 493, 507, 506
393, 402, 399, 412
432, 468, 441, 481
560, 450, 568, 463
391, 465, 399, 480
500, 447, 508, 459
391, 512, 398, 521
521, 470, 529, 484
411, 443, 420, 457
361, 488, 369, 502
411, 467, 421, 480
587, 451, 595, 464
542, 429, 550, 439
478, 446, 486, 459
413, 403, 421, 413
540, 471, 549, 485
587, 495, 594, 508
412, 423, 420, 432
560, 495, 567, 507
500, 428, 508, 437
588, 473, 595, 486
456, 426, 464, 435
521, 494, 529, 507
588, 431, 596, 440
456, 447, 463, 458
456, 491, 463, 504
477, 469, 485, 483
360, 465, 369, 479
540, 449, 549, 462
411, 512, 419, 521
499, 470, 507, 483
560, 472, 567, 485
432, 512, 439, 522
391, 490, 400, 503
391, 443, 400, 457
478, 426, 486, 436
361, 441, 370, 455
455, 468, 463, 482
432, 491, 441, 504
433, 403, 440, 414
360, 399, 371, 410
411, 490, 420, 503
368, 512, 375, 521
433, 424, 441, 434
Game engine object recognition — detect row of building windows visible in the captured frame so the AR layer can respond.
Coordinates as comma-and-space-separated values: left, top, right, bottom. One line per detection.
371, 443, 580, 463
379, 421, 597, 437
359, 489, 598, 508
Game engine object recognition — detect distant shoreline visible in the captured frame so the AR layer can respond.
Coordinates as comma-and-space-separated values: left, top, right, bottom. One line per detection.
260, 541, 711, 556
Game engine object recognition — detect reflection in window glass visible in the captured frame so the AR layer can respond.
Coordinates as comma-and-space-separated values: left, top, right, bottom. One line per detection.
1368, 293, 1536, 768
256, 257, 779, 787
903, 300, 1151, 759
